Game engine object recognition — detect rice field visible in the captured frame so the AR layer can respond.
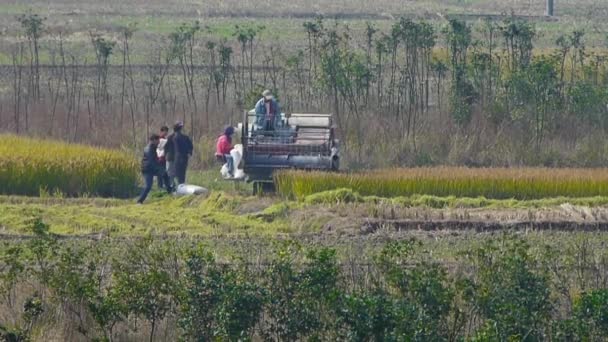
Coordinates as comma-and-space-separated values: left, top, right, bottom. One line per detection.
0, 135, 138, 197
274, 168, 608, 200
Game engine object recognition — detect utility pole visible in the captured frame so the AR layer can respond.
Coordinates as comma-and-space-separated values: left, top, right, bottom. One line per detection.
546, 0, 554, 16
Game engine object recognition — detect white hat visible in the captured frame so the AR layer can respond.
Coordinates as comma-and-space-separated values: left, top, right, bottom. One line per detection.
262, 89, 272, 97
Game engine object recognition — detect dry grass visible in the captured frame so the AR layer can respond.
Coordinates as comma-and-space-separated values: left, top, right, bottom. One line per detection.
275, 167, 608, 200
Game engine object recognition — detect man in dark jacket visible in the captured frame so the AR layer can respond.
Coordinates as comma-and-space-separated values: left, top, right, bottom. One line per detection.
164, 121, 193, 185
137, 134, 170, 204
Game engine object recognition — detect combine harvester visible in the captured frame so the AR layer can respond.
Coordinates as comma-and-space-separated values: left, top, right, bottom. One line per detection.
234, 110, 340, 194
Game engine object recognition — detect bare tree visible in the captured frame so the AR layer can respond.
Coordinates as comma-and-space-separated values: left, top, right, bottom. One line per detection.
11, 43, 25, 133
90, 32, 116, 122
17, 12, 45, 102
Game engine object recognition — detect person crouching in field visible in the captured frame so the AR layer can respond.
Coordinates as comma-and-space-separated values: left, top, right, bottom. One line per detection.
216, 126, 235, 178
137, 134, 168, 204
156, 125, 172, 191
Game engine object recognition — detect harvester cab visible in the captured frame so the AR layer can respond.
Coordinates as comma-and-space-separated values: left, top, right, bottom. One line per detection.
236, 110, 340, 194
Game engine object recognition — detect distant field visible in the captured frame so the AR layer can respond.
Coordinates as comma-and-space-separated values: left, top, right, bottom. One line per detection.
0, 0, 607, 63
2, 0, 607, 19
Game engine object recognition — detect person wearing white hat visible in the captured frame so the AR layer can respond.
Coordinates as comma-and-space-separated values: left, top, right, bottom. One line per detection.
254, 89, 282, 131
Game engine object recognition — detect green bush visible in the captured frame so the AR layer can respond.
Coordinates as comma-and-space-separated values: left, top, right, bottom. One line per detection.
464, 235, 553, 340
574, 289, 608, 339
0, 222, 607, 341
336, 290, 397, 340
261, 242, 339, 340
178, 248, 264, 340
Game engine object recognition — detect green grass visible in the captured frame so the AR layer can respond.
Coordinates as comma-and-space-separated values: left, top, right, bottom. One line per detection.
0, 4, 33, 15
187, 169, 252, 194
0, 192, 287, 236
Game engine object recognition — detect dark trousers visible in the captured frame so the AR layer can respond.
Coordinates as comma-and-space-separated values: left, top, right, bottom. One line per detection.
175, 159, 188, 185
137, 172, 155, 203
158, 172, 172, 192
264, 119, 274, 131
157, 162, 167, 188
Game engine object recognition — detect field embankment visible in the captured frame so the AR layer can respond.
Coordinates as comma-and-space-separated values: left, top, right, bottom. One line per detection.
276, 168, 608, 200
0, 135, 138, 197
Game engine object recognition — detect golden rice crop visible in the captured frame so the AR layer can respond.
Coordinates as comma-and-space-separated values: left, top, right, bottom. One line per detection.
275, 167, 608, 200
0, 135, 138, 197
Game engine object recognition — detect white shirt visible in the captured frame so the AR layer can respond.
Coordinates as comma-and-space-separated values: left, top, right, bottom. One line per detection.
157, 137, 168, 158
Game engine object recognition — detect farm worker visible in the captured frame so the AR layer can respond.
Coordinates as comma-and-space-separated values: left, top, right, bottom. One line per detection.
156, 125, 171, 191
254, 89, 281, 131
215, 126, 235, 178
137, 134, 165, 204
165, 121, 193, 185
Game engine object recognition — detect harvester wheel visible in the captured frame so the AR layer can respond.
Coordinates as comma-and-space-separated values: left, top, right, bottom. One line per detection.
253, 182, 275, 195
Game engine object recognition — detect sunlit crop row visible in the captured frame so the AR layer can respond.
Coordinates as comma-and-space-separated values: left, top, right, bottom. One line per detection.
275, 167, 608, 200
0, 135, 138, 197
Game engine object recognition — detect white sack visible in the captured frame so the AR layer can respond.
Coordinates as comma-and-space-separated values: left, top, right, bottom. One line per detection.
231, 144, 245, 179
176, 184, 208, 196
219, 144, 245, 179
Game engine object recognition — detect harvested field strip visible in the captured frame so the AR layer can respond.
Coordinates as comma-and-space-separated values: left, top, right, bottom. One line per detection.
0, 135, 138, 197
302, 188, 608, 208
275, 168, 608, 200
359, 220, 608, 234
2, 192, 608, 237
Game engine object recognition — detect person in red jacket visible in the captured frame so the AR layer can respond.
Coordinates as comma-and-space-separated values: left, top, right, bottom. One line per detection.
216, 126, 235, 177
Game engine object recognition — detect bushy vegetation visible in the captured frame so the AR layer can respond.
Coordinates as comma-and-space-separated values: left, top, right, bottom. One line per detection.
0, 221, 606, 341
0, 135, 138, 197
276, 167, 608, 199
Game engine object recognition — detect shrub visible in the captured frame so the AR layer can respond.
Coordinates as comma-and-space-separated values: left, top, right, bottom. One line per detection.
178, 247, 265, 341
336, 290, 397, 340
0, 135, 138, 197
375, 240, 454, 341
261, 242, 339, 340
573, 289, 608, 339
464, 234, 553, 340
3, 227, 608, 341
112, 238, 178, 342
